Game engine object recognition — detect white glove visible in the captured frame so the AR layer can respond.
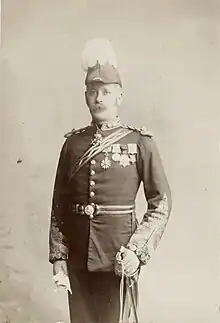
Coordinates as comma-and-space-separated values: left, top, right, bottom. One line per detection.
115, 246, 140, 277
53, 270, 72, 294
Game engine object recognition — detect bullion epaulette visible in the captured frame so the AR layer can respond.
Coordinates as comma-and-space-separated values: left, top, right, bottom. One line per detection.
122, 124, 153, 137
64, 126, 89, 138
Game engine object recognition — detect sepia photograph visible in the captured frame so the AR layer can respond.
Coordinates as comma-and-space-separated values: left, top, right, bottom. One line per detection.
0, 1, 219, 322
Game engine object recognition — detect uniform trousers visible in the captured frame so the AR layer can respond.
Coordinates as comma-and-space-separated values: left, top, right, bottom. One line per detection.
67, 261, 138, 323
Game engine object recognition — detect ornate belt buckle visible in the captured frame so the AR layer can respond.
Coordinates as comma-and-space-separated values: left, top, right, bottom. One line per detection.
84, 204, 95, 219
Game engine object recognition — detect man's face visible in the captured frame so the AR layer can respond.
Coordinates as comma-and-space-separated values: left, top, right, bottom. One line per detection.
85, 82, 122, 122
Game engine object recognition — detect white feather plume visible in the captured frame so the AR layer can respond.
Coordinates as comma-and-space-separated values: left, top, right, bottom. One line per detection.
81, 38, 117, 72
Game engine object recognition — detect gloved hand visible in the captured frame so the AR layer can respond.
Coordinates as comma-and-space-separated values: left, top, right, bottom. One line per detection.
115, 246, 140, 277
52, 260, 72, 294
53, 260, 68, 276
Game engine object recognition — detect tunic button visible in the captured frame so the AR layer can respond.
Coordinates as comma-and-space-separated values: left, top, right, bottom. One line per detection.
91, 160, 96, 165
90, 180, 95, 186
90, 170, 95, 176
90, 191, 95, 197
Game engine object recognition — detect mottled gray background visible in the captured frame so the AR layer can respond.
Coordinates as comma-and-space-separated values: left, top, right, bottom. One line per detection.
1, 1, 220, 322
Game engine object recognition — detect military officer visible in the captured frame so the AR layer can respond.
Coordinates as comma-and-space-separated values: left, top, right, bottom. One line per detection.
49, 39, 172, 323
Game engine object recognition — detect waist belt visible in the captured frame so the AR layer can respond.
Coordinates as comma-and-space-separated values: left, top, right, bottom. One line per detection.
70, 203, 135, 219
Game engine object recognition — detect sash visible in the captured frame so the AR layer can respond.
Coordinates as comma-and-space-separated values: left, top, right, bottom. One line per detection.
68, 128, 132, 181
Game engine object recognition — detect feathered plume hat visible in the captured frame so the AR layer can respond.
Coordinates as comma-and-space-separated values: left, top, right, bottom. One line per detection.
81, 38, 122, 87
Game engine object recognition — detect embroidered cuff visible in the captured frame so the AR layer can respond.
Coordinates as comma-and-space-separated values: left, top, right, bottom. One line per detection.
49, 247, 68, 264
127, 242, 151, 265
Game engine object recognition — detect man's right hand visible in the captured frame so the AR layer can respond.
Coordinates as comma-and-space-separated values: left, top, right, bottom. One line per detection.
52, 260, 72, 293
53, 260, 68, 276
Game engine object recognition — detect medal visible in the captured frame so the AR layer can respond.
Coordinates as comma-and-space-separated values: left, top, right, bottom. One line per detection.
101, 157, 111, 169
129, 155, 136, 164
119, 145, 130, 167
112, 144, 121, 162
112, 153, 121, 162
120, 154, 130, 167
127, 144, 137, 164
101, 149, 111, 169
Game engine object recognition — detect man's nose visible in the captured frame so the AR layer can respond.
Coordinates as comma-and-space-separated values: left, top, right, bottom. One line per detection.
96, 91, 103, 103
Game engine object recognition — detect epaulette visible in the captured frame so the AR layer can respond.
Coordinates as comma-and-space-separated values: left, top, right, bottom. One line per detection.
64, 126, 89, 138
122, 124, 153, 137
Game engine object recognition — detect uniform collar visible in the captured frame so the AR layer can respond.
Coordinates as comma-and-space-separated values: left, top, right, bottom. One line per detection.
91, 117, 121, 131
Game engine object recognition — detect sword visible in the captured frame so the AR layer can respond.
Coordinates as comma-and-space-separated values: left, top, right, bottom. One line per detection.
127, 277, 139, 323
117, 247, 139, 323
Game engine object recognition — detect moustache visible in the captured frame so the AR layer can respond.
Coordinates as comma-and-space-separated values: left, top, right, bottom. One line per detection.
90, 104, 107, 113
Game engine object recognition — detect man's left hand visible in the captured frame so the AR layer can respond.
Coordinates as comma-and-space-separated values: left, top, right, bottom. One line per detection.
115, 246, 140, 277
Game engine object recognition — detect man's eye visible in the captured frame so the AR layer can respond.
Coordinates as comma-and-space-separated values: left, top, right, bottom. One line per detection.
103, 90, 110, 95
89, 89, 96, 95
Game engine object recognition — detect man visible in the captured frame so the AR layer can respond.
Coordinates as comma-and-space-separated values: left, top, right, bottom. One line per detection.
49, 39, 172, 323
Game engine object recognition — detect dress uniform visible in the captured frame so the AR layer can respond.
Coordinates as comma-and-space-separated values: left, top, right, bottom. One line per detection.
49, 39, 172, 323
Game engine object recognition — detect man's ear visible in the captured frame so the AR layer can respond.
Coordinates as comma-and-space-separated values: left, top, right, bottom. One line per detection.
85, 90, 89, 107
117, 89, 123, 106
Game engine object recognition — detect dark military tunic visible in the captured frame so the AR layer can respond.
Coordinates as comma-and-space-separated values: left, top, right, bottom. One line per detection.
49, 121, 172, 323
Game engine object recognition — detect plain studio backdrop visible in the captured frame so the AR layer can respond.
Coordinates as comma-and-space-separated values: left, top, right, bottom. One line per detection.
0, 1, 220, 322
